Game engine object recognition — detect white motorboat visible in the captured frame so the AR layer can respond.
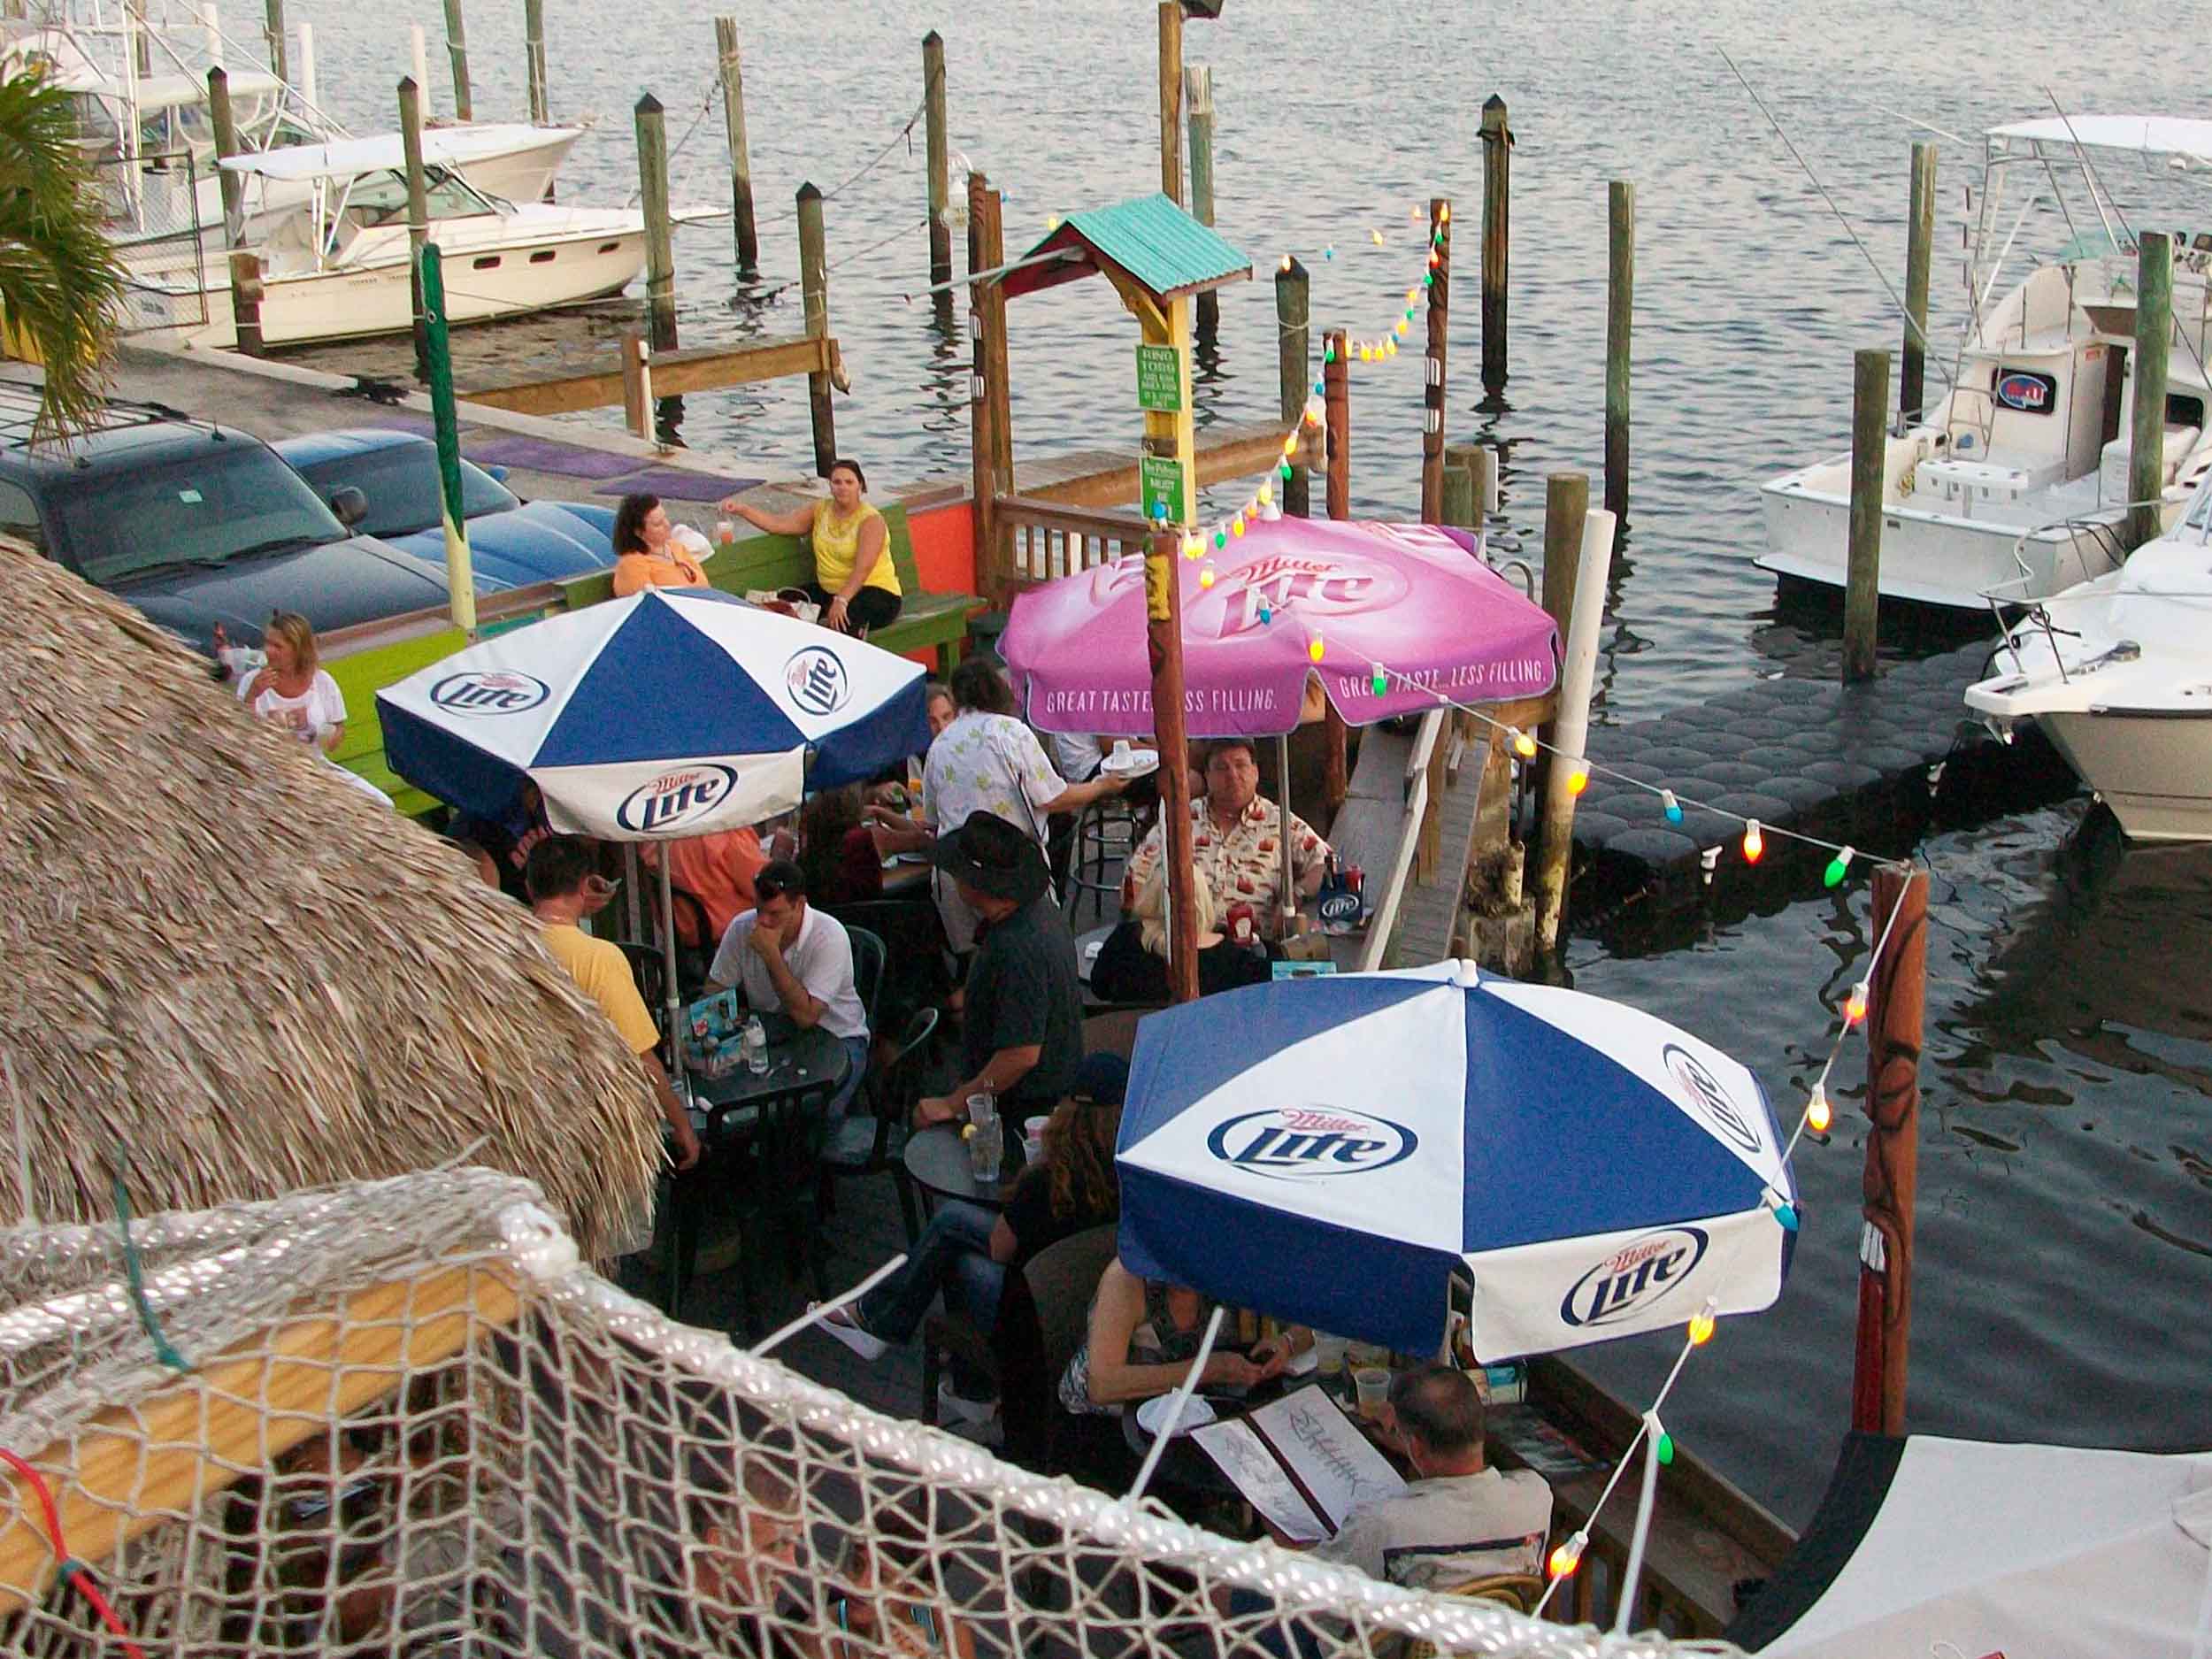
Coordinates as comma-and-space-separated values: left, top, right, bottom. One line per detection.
1761, 116, 2212, 611
1964, 477, 2212, 841
127, 139, 689, 347
2, 16, 580, 240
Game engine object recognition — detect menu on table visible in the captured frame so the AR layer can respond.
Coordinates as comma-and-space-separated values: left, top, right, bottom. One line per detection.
1192, 1385, 1406, 1542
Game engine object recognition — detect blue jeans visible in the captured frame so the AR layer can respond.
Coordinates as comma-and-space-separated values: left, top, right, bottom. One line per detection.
856, 1200, 1006, 1355
826, 1034, 871, 1120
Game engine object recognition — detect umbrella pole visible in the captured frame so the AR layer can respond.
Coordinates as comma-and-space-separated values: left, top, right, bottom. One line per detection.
1277, 733, 1294, 933
1146, 526, 1201, 1002
623, 844, 644, 944
658, 854, 692, 1109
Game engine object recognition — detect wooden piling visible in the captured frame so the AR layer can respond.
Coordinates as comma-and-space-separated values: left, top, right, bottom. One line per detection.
440, 0, 471, 123
796, 182, 837, 478
410, 25, 428, 106
923, 31, 950, 290
2128, 230, 2173, 550
524, 0, 548, 125
1420, 196, 1451, 523
1901, 142, 1936, 421
1440, 464, 1476, 528
634, 93, 678, 353
1275, 257, 1310, 518
295, 19, 314, 105
1156, 0, 1182, 204
1446, 440, 1496, 520
968, 173, 1013, 596
1187, 65, 1217, 337
1605, 180, 1634, 520
206, 69, 265, 355
399, 75, 430, 380
1844, 347, 1889, 684
1535, 505, 1617, 954
1322, 327, 1351, 810
715, 19, 759, 275
619, 334, 653, 441
1479, 95, 1510, 391
261, 0, 286, 87
1850, 864, 1927, 1438
1533, 472, 1588, 810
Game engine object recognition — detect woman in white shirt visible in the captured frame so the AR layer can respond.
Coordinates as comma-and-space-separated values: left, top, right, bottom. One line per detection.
238, 611, 346, 756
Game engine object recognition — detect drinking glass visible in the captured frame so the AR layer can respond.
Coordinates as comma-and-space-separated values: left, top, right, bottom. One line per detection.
1313, 1333, 1349, 1384
1353, 1367, 1392, 1422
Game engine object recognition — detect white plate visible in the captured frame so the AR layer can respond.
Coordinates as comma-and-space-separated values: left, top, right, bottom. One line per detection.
1100, 749, 1161, 779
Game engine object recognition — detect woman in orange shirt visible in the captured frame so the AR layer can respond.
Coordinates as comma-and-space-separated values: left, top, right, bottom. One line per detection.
610, 493, 710, 596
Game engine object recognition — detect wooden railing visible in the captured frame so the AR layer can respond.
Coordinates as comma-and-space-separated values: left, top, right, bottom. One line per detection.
994, 494, 1153, 585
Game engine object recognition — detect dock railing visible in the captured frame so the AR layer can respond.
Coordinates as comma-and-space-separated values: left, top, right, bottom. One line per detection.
993, 495, 1153, 584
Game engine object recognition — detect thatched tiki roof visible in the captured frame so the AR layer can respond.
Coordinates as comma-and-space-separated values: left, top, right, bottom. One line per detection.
0, 540, 661, 1258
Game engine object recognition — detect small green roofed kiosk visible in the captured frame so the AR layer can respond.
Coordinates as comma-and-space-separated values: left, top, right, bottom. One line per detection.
992, 189, 1254, 1002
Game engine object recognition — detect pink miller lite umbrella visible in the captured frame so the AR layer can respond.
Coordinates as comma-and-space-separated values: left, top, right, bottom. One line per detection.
1002, 518, 1559, 739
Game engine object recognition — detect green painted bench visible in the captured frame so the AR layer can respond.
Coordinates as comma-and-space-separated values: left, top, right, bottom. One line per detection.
327, 502, 978, 816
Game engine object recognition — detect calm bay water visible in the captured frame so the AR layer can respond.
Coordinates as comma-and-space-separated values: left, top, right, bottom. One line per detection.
285, 0, 2212, 1524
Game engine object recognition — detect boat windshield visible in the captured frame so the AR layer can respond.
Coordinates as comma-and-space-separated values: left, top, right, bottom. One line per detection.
2186, 472, 2212, 540
58, 447, 348, 585
333, 169, 494, 233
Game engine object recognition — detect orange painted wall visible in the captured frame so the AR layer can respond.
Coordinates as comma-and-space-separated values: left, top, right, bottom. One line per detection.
906, 498, 975, 593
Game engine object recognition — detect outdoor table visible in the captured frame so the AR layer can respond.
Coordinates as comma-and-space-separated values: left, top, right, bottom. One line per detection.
901, 1120, 1026, 1211
879, 851, 933, 895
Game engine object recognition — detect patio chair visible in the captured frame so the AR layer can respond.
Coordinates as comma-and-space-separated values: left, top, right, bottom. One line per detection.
826, 897, 951, 1026
819, 1005, 937, 1246
668, 1084, 833, 1336
1396, 1573, 1547, 1657
847, 924, 887, 1032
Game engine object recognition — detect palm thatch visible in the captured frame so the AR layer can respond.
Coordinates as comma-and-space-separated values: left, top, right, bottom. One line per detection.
0, 539, 662, 1258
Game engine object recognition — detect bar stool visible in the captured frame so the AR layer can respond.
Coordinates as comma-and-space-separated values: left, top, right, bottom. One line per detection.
1062, 795, 1140, 925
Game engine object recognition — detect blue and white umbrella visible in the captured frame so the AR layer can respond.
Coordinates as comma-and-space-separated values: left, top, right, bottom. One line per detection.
1116, 961, 1797, 1361
377, 588, 929, 840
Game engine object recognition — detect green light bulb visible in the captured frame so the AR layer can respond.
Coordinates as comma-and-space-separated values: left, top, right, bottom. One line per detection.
1655, 1432, 1675, 1466
1214, 531, 1227, 549
1823, 846, 1855, 888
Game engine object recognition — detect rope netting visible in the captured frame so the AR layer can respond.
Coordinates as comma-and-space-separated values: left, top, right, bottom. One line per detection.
0, 1171, 1734, 1659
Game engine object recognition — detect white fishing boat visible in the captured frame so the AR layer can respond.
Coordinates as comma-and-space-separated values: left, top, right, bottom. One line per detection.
2, 14, 580, 239
1964, 476, 2212, 842
1761, 116, 2212, 611
127, 139, 687, 347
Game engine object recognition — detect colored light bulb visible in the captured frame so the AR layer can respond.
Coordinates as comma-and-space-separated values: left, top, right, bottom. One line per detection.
1279, 462, 1293, 481
1283, 434, 1298, 457
1214, 531, 1227, 549
1371, 663, 1387, 695
1845, 980, 1870, 1025
1661, 789, 1683, 824
1566, 759, 1589, 795
1257, 482, 1272, 504
1322, 244, 1335, 261
1045, 215, 1061, 231
1321, 342, 1334, 362
1405, 288, 1420, 306
1312, 379, 1325, 396
1394, 320, 1409, 338
1360, 344, 1374, 362
1279, 254, 1293, 272
1438, 202, 1450, 223
1371, 228, 1386, 246
1548, 1532, 1586, 1579
1771, 1200, 1799, 1232
1509, 726, 1537, 760
1655, 1431, 1675, 1465
1824, 846, 1854, 888
1231, 516, 1246, 538
1182, 535, 1201, 558
1404, 305, 1417, 320
1806, 1082, 1832, 1133
1309, 635, 1325, 663
1422, 272, 1434, 288
1258, 605, 1272, 625
1741, 819, 1764, 864
1200, 565, 1215, 589
1688, 1307, 1717, 1346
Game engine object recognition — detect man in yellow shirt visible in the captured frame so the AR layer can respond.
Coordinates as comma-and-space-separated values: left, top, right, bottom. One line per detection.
527, 837, 702, 1171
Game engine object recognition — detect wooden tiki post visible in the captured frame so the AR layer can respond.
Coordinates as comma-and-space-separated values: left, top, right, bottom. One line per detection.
715, 18, 759, 273
923, 31, 951, 289
1275, 256, 1310, 518
1479, 95, 1510, 392
1851, 864, 1927, 1436
1420, 196, 1450, 523
1321, 327, 1351, 811
967, 173, 1012, 598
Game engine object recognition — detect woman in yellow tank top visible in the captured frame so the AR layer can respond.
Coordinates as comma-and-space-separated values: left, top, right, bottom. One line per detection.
725, 457, 903, 635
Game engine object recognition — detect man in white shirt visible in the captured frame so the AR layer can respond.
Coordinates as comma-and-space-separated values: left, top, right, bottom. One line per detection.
1315, 1363, 1553, 1594
706, 859, 870, 1118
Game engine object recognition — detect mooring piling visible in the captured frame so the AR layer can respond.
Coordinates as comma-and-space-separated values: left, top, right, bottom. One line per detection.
1275, 256, 1310, 518
714, 19, 759, 275
1439, 463, 1475, 528
1845, 347, 1890, 683
260, 0, 285, 87
1445, 440, 1498, 520
1901, 142, 1936, 421
1535, 503, 1618, 954
2129, 229, 2174, 549
634, 93, 678, 353
1479, 95, 1510, 392
1187, 65, 1218, 337
409, 26, 428, 109
1420, 197, 1451, 524
1533, 470, 1589, 812
1605, 180, 1634, 521
967, 172, 1013, 595
295, 19, 315, 106
524, 0, 548, 125
923, 31, 950, 290
440, 0, 471, 122
618, 334, 652, 442
1156, 0, 1182, 204
797, 182, 838, 477
206, 68, 265, 356
399, 75, 431, 379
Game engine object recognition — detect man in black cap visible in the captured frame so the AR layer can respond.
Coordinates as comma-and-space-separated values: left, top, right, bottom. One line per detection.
916, 811, 1084, 1139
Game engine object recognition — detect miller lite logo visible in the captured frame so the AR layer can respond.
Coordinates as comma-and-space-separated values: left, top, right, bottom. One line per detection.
1205, 1105, 1417, 1181
428, 670, 550, 717
1187, 552, 1412, 641
1559, 1227, 1709, 1328
617, 764, 739, 833
1317, 888, 1364, 926
1662, 1043, 1763, 1156
1993, 368, 2056, 415
785, 647, 851, 716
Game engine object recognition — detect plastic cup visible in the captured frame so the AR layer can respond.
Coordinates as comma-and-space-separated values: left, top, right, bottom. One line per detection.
1353, 1367, 1392, 1421
1022, 1115, 1048, 1165
1313, 1333, 1349, 1382
715, 518, 736, 545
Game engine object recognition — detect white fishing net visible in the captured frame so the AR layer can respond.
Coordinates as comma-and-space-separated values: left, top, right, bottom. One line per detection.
0, 1171, 1731, 1659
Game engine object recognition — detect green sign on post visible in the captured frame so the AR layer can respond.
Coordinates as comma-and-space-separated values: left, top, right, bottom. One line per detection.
1140, 454, 1187, 526
1136, 342, 1184, 412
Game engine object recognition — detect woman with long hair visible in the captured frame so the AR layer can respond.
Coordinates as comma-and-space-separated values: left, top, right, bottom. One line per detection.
811, 1054, 1130, 1423
610, 492, 710, 596
796, 783, 883, 908
1089, 865, 1269, 1003
723, 457, 901, 635
239, 611, 346, 755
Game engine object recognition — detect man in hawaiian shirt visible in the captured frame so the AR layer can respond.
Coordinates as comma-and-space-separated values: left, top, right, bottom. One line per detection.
1122, 736, 1331, 941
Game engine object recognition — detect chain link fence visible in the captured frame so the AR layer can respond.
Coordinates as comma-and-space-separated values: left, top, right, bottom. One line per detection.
91, 150, 210, 336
